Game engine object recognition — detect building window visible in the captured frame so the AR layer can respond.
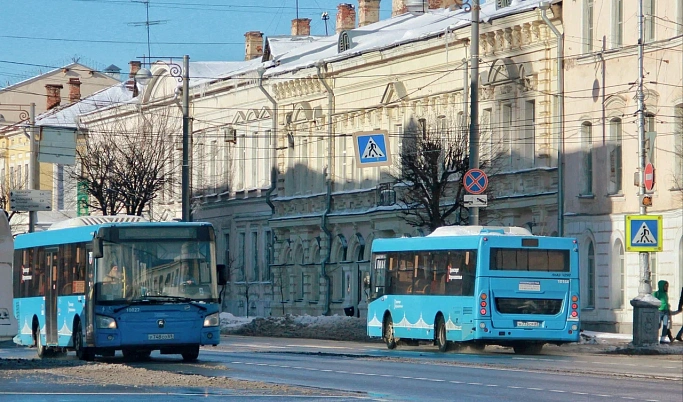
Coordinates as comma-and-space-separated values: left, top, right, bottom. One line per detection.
209, 140, 217, 192
581, 122, 593, 195
56, 164, 64, 210
251, 231, 259, 282
238, 132, 246, 190
645, 113, 656, 166
502, 103, 512, 170
650, 252, 658, 289
644, 0, 655, 41
583, 0, 594, 53
224, 233, 230, 278
608, 118, 622, 194
522, 100, 535, 168
612, 240, 625, 309
612, 0, 623, 48
585, 241, 595, 308
675, 106, 683, 187
482, 108, 492, 164
264, 229, 272, 281
251, 132, 258, 189
265, 129, 273, 188
238, 232, 245, 282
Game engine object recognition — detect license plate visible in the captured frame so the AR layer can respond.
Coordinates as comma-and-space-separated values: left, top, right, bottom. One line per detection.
516, 321, 540, 327
148, 333, 174, 340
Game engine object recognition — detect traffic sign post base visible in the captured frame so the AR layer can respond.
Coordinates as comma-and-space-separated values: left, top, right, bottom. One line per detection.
631, 296, 661, 346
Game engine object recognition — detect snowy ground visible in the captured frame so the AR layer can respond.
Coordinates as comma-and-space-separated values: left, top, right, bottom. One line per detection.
219, 312, 629, 344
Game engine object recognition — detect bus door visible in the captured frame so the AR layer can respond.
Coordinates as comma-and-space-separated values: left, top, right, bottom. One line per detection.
45, 248, 59, 345
84, 247, 95, 345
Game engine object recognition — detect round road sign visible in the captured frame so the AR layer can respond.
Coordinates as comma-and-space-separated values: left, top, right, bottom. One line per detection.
644, 163, 655, 192
464, 169, 488, 195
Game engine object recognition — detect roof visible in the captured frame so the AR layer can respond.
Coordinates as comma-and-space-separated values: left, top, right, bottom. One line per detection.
0, 62, 99, 92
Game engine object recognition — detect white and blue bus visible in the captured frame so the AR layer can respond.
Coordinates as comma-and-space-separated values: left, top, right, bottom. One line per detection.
13, 216, 225, 361
0, 210, 15, 341
367, 226, 580, 354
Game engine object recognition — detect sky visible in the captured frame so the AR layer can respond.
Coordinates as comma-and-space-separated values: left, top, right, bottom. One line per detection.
0, 0, 393, 88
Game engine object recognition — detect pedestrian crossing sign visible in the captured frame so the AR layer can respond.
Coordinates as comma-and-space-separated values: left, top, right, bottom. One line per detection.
353, 130, 392, 168
625, 215, 663, 252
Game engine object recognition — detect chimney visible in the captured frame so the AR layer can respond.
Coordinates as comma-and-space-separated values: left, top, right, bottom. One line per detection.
128, 61, 142, 79
336, 3, 356, 33
427, 0, 459, 9
392, 0, 407, 16
45, 84, 63, 110
358, 0, 381, 27
68, 78, 81, 103
291, 18, 312, 36
244, 31, 264, 61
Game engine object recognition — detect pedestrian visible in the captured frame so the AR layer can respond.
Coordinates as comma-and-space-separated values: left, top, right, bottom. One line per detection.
673, 287, 683, 342
653, 280, 673, 344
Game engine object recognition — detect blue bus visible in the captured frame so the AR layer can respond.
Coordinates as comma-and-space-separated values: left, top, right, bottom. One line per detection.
13, 216, 225, 361
367, 226, 580, 354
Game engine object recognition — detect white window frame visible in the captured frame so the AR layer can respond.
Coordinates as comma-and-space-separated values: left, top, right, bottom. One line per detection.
583, 0, 594, 53
608, 118, 623, 195
612, 0, 623, 48
644, 0, 655, 42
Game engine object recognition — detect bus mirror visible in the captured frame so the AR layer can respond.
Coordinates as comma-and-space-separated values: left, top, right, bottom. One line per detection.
216, 264, 228, 285
92, 237, 103, 258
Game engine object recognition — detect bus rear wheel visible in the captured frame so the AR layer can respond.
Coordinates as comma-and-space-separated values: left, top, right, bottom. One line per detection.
435, 316, 450, 352
383, 316, 397, 350
181, 345, 200, 362
35, 328, 47, 359
512, 343, 544, 355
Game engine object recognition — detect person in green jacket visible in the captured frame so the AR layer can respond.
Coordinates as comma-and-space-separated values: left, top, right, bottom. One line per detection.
653, 280, 672, 344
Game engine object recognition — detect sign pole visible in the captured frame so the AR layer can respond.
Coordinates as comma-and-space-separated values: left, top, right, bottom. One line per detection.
630, 0, 660, 346
468, 0, 480, 226
28, 103, 37, 233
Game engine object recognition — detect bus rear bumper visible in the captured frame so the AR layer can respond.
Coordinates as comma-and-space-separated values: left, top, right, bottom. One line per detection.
474, 321, 580, 344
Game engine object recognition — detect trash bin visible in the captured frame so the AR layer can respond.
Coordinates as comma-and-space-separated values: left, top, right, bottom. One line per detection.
344, 306, 355, 317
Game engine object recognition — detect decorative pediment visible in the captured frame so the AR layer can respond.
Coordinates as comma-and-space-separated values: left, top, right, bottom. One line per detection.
232, 111, 246, 124
487, 57, 519, 85
381, 81, 408, 105
292, 102, 313, 122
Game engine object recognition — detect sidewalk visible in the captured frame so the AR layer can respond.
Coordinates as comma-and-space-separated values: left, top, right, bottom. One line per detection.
580, 330, 683, 355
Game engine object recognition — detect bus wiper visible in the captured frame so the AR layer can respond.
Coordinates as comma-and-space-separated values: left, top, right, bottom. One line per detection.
136, 295, 208, 310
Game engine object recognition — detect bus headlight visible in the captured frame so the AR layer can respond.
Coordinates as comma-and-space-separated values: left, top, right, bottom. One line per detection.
95, 315, 117, 329
203, 312, 220, 327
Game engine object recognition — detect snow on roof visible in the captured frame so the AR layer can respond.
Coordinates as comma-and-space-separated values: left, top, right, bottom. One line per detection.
0, 62, 98, 92
428, 226, 533, 237
263, 0, 552, 77
35, 82, 135, 129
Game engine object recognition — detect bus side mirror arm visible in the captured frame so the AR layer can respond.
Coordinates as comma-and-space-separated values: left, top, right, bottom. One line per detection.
92, 237, 103, 258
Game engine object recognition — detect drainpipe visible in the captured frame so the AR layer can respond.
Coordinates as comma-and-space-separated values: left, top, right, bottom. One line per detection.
540, 2, 564, 236
257, 67, 278, 306
258, 67, 277, 214
316, 60, 335, 316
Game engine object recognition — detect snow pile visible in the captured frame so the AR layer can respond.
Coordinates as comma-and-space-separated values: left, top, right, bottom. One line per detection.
220, 313, 373, 342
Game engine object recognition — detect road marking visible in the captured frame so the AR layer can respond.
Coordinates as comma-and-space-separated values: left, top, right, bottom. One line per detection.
225, 360, 665, 401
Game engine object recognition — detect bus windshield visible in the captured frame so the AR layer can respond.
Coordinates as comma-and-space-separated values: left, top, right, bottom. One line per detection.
97, 237, 217, 303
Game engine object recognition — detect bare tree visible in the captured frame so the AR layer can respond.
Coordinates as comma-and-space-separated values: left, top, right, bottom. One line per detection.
73, 108, 179, 216
390, 118, 499, 231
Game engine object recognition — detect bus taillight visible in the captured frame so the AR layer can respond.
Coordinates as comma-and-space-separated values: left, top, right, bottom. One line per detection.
480, 293, 488, 315
569, 295, 579, 321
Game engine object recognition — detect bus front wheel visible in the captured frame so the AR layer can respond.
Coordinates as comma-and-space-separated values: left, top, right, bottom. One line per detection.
74, 325, 94, 361
181, 345, 200, 362
383, 316, 397, 350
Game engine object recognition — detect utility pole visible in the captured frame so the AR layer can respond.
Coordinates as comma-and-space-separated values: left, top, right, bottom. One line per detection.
468, 0, 480, 226
181, 55, 191, 222
630, 0, 660, 346
28, 103, 37, 233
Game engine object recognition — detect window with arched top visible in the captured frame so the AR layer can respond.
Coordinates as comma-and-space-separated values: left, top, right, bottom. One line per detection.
585, 240, 595, 308
674, 105, 683, 186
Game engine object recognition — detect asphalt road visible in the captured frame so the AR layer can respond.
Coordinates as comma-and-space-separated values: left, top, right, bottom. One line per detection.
1, 336, 681, 401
